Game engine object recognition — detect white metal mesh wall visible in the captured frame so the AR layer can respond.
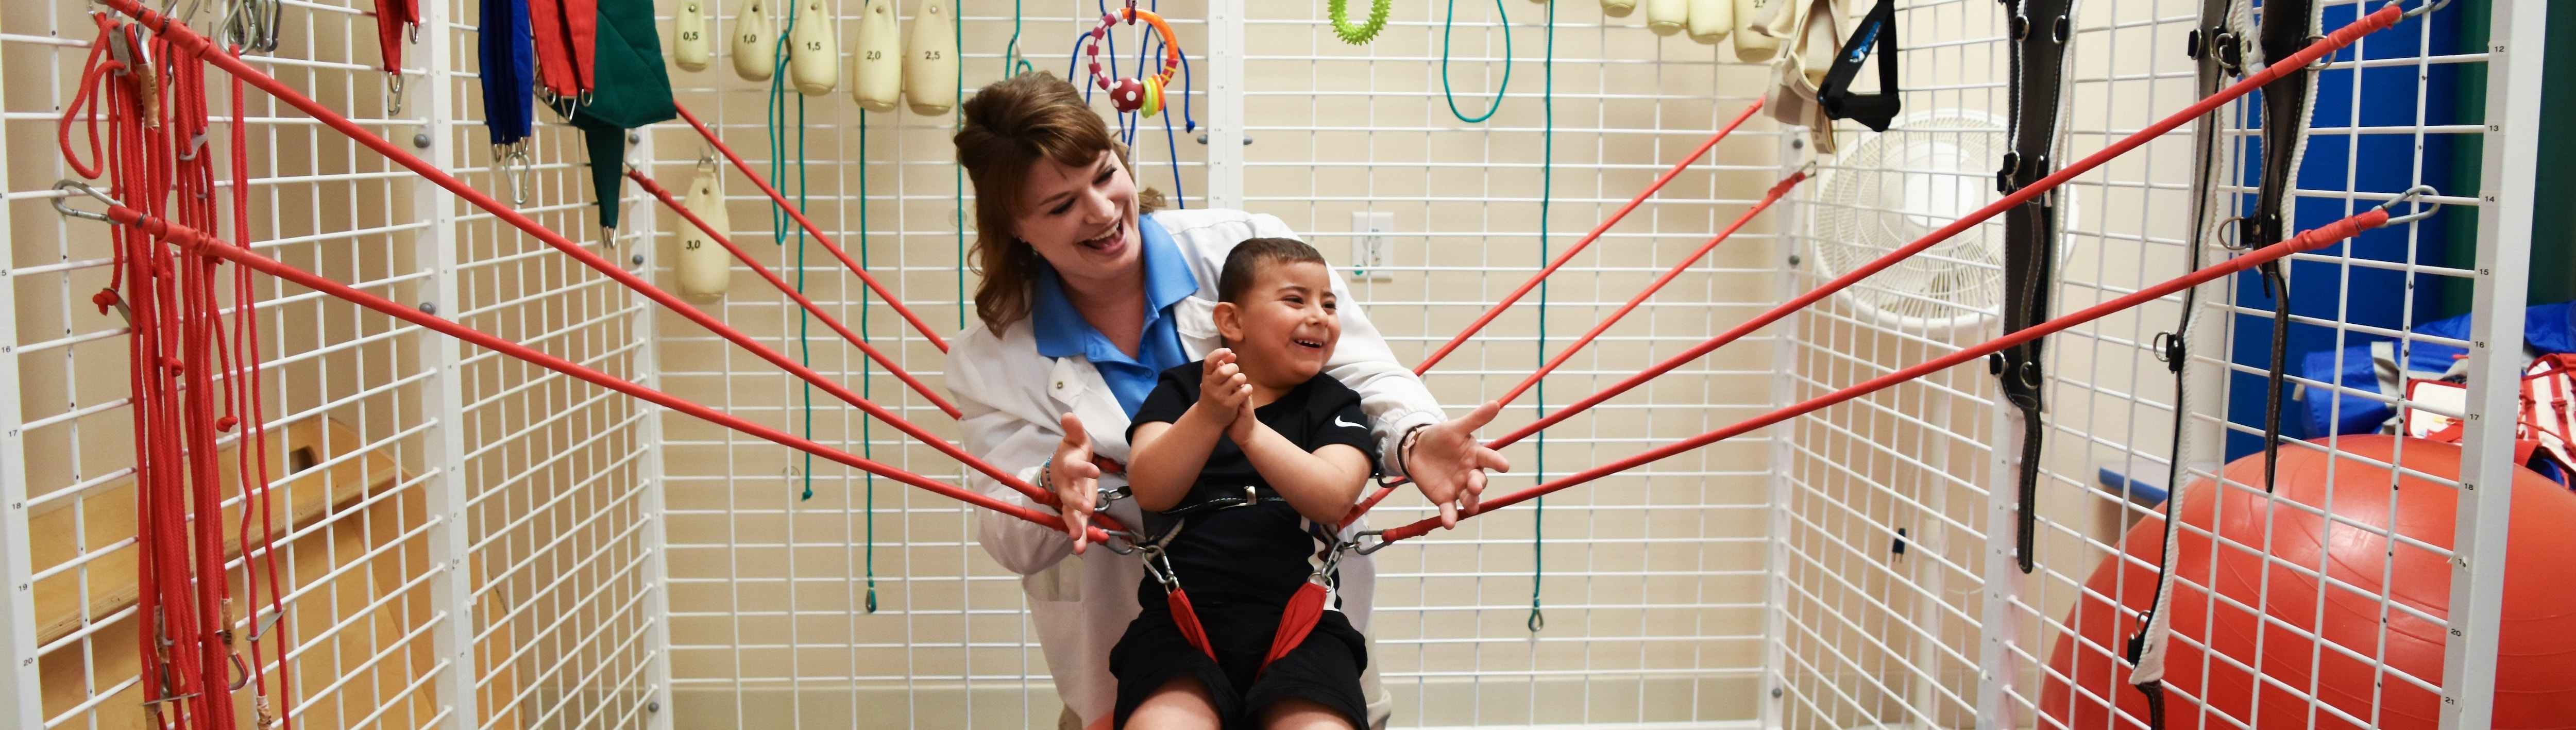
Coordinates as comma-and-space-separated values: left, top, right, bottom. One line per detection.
0, 0, 668, 726
1771, 1, 2540, 729
646, 1, 1790, 727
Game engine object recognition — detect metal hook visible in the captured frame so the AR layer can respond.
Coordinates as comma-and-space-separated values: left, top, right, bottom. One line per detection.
53, 180, 118, 222
227, 652, 251, 691
1349, 529, 1392, 555
386, 74, 408, 117
1098, 529, 1140, 555
2376, 185, 2443, 225
2399, 0, 2450, 20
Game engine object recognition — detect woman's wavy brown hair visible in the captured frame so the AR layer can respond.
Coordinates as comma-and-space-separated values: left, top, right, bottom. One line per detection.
956, 72, 1164, 334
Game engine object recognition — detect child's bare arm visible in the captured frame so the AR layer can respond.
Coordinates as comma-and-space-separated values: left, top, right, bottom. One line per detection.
1233, 417, 1371, 524
1128, 352, 1251, 511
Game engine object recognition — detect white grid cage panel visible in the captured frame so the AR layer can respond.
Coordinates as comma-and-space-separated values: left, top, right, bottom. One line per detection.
643, 3, 1205, 729
1241, 3, 1788, 727
645, 0, 1791, 727
1773, 0, 2536, 728
0, 0, 668, 727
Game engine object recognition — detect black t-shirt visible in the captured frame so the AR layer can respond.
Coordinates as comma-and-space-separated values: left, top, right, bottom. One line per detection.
1126, 361, 1378, 602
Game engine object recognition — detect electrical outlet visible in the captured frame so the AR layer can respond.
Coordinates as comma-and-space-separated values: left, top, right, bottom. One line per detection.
1350, 211, 1394, 281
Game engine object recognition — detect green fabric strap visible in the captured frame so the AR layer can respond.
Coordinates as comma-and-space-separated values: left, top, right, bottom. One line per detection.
570, 0, 675, 228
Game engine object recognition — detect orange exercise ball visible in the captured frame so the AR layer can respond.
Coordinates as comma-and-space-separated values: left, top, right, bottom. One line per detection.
2038, 436, 2576, 729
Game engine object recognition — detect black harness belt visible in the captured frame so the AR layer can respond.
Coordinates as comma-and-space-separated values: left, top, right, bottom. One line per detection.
2248, 0, 2319, 492
1995, 0, 2077, 575
2124, 0, 2255, 724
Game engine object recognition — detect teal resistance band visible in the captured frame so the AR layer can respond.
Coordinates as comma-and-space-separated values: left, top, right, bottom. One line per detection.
765, 4, 816, 504
1527, 0, 1552, 634
1001, 0, 1034, 77
1439, 0, 1513, 124
859, 113, 879, 613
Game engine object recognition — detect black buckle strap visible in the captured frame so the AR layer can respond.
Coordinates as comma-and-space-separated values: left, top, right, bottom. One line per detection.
1817, 0, 1901, 131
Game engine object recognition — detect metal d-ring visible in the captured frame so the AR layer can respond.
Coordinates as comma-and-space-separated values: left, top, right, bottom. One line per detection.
53, 180, 118, 222
2377, 185, 2443, 225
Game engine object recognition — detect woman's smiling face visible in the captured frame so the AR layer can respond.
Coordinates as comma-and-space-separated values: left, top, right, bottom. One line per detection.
1012, 151, 1143, 287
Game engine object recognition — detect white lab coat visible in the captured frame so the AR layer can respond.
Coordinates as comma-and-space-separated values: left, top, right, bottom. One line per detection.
946, 209, 1445, 727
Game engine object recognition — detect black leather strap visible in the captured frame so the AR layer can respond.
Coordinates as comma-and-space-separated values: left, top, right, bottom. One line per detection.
1996, 0, 2076, 575
2250, 0, 2318, 495
1818, 0, 1901, 131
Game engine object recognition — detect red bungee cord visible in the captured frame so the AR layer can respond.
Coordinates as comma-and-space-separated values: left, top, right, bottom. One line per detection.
1472, 0, 2405, 455
1492, 167, 1811, 407
90, 0, 1026, 508
671, 103, 951, 352
629, 169, 1131, 526
70, 203, 1113, 545
1412, 98, 1765, 375
625, 171, 959, 418
1333, 0, 2412, 533
1361, 205, 2413, 550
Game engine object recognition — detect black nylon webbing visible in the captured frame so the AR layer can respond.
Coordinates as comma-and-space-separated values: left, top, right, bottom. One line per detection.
1818, 0, 1901, 131
1996, 0, 2076, 575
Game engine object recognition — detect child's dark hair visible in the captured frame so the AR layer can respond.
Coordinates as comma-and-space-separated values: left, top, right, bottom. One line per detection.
1216, 238, 1329, 304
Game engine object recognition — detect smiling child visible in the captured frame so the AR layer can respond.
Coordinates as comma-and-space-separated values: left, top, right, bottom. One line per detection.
1111, 238, 1378, 730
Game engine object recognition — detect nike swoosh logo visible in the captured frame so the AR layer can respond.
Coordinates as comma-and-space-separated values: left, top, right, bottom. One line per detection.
1334, 416, 1365, 430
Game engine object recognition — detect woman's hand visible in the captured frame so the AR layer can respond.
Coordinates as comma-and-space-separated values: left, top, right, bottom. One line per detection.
1405, 400, 1512, 528
1049, 412, 1106, 553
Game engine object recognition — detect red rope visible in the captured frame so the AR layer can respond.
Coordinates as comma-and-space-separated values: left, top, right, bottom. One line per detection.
1412, 98, 1765, 375
629, 169, 1122, 526
1494, 170, 1808, 407
1477, 1, 2404, 453
671, 103, 952, 353
104, 207, 1111, 545
627, 170, 960, 418
95, 0, 997, 508
1373, 210, 2391, 547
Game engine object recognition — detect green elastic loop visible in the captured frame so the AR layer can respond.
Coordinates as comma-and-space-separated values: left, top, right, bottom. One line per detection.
1439, 0, 1513, 123
1328, 0, 1393, 44
860, 113, 879, 613
1527, 0, 1553, 636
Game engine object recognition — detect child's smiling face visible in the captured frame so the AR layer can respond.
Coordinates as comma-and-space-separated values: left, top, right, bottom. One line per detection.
1215, 259, 1340, 388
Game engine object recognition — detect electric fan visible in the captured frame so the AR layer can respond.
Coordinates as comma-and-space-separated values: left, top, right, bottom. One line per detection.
1810, 109, 2030, 337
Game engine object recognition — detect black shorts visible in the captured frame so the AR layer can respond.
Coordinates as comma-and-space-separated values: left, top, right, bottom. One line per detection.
1108, 589, 1368, 730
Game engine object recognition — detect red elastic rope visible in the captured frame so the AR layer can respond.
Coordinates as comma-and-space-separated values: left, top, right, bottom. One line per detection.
99, 2, 968, 507
1496, 170, 1807, 407
632, 170, 1108, 518
1374, 210, 2388, 546
671, 103, 952, 353
108, 207, 1111, 544
628, 170, 961, 418
1413, 98, 1765, 375
1480, 2, 2406, 452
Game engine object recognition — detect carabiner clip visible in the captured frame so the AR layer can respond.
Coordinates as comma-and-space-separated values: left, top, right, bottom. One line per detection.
2376, 185, 2443, 225
53, 179, 118, 222
1348, 529, 1392, 555
2399, 0, 2450, 20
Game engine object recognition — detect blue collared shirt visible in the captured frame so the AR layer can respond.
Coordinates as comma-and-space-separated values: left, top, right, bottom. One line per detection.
1030, 214, 1199, 415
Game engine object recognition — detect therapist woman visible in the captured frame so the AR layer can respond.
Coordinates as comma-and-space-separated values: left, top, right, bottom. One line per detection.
945, 73, 1510, 730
